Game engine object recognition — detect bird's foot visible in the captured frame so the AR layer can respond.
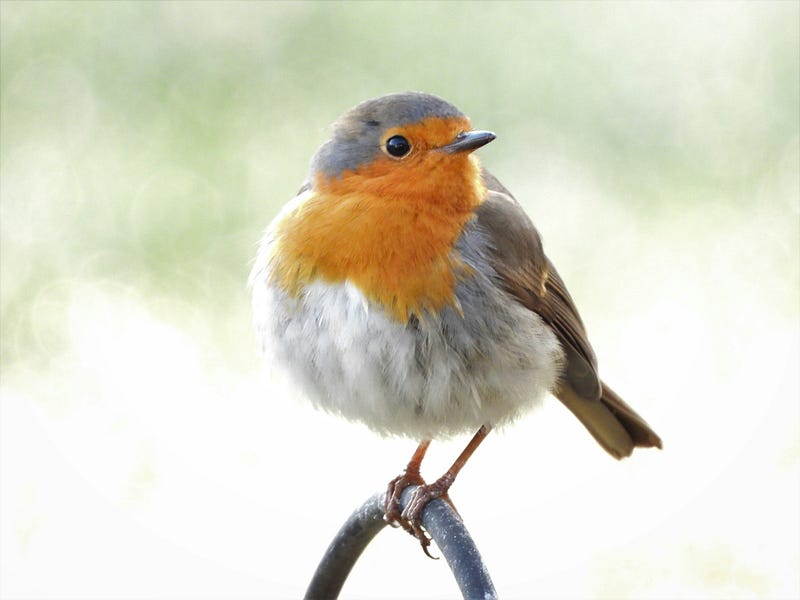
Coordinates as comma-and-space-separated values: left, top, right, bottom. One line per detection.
384, 469, 426, 529
401, 473, 456, 558
384, 470, 442, 557
385, 472, 457, 559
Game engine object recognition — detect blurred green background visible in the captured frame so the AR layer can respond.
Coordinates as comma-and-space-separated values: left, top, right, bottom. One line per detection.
2, 2, 798, 599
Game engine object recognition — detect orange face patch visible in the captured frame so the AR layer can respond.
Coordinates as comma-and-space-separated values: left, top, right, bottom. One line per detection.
269, 116, 488, 322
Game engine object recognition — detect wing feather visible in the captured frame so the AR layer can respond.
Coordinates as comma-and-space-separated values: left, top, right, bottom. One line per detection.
475, 169, 662, 457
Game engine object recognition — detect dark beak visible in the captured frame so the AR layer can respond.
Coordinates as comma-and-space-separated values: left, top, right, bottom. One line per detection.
441, 130, 496, 154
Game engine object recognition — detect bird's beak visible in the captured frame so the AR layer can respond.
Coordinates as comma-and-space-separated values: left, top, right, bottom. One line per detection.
440, 130, 496, 154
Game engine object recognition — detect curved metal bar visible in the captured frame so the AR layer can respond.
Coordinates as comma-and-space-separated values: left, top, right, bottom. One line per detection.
303, 492, 388, 600
303, 488, 497, 600
402, 487, 498, 600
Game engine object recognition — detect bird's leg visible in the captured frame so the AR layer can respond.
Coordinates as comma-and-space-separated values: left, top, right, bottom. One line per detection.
402, 425, 492, 557
384, 439, 431, 528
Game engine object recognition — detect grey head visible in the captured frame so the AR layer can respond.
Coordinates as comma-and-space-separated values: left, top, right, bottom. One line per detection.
309, 92, 466, 180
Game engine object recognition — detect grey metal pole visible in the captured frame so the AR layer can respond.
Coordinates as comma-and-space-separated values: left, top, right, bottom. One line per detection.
304, 487, 497, 599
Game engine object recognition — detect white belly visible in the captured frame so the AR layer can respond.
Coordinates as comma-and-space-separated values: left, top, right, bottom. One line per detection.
252, 271, 564, 440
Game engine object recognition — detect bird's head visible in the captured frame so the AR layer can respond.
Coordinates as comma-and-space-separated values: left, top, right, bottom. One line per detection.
309, 92, 495, 206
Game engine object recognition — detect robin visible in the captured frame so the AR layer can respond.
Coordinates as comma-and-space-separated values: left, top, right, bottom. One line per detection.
250, 92, 662, 556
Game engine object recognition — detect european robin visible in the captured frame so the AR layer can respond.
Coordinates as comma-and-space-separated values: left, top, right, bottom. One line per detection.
250, 92, 662, 555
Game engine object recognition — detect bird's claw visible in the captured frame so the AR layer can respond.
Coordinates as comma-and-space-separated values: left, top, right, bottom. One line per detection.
384, 471, 442, 557
389, 477, 459, 559
383, 470, 425, 530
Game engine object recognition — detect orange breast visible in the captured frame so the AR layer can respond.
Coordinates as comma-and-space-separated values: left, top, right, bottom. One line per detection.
270, 139, 487, 322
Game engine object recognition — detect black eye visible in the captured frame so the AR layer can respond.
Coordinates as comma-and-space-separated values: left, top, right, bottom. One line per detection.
385, 135, 411, 158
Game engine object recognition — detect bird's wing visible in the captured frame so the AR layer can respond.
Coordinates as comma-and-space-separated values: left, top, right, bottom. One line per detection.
475, 170, 662, 458
476, 170, 601, 401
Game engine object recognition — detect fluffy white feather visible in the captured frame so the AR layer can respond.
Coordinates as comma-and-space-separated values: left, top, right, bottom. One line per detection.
251, 255, 563, 440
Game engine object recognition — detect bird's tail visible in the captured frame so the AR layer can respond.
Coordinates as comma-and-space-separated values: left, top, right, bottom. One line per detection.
556, 382, 662, 459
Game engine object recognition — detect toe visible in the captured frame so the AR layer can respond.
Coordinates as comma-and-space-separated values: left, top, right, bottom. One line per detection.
383, 471, 425, 526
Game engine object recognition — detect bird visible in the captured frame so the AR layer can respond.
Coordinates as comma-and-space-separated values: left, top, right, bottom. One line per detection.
250, 92, 662, 556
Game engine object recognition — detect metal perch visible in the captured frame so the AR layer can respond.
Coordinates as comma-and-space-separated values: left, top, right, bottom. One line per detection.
304, 486, 497, 600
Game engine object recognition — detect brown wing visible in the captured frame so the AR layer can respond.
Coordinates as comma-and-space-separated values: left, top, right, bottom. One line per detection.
476, 170, 662, 458
477, 170, 600, 400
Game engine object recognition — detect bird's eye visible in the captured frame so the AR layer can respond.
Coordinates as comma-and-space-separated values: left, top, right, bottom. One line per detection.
385, 135, 411, 158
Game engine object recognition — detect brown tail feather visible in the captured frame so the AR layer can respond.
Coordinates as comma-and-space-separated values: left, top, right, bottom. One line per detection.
600, 382, 662, 450
555, 382, 662, 460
